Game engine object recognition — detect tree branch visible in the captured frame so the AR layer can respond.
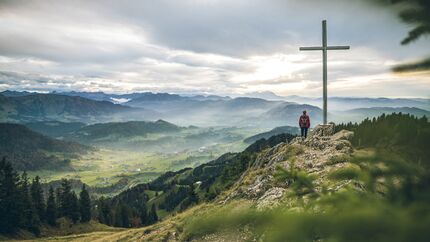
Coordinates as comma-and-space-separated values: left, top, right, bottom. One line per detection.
392, 57, 430, 72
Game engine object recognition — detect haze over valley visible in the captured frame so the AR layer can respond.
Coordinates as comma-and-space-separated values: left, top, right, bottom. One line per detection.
1, 89, 428, 196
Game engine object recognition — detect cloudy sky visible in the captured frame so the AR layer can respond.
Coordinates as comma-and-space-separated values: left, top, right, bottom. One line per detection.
0, 0, 429, 98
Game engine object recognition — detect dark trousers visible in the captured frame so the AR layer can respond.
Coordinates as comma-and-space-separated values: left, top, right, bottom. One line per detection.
301, 127, 308, 138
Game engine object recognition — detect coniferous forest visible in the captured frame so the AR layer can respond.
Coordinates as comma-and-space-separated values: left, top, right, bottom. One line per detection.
0, 159, 92, 235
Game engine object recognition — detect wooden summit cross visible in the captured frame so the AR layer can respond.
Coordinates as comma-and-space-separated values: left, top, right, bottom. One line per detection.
300, 20, 350, 125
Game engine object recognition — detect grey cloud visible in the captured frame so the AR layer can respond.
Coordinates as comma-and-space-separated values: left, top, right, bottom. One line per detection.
0, 0, 429, 97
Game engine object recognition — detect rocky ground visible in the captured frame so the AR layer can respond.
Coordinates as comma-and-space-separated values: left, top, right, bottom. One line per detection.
223, 123, 355, 210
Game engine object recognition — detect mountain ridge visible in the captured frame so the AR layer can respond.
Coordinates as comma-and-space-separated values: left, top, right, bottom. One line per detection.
0, 93, 158, 123
0, 123, 91, 170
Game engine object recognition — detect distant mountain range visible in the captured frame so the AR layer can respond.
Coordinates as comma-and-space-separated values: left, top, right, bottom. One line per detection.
53, 91, 231, 103
283, 95, 430, 111
0, 93, 159, 123
1, 90, 428, 127
0, 123, 91, 170
260, 103, 323, 127
2, 90, 428, 111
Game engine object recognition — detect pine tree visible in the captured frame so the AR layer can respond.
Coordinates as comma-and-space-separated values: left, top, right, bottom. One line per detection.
59, 179, 80, 223
114, 205, 130, 228
180, 184, 199, 211
120, 205, 130, 228
79, 184, 91, 222
30, 176, 45, 222
139, 205, 148, 225
46, 186, 57, 226
189, 183, 198, 204
97, 197, 113, 226
59, 179, 72, 218
20, 171, 40, 235
69, 191, 80, 223
148, 204, 158, 224
0, 157, 22, 234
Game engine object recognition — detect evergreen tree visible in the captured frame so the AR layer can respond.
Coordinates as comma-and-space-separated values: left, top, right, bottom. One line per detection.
180, 184, 199, 211
0, 157, 22, 234
114, 205, 130, 228
79, 184, 91, 222
139, 205, 148, 226
59, 179, 80, 223
59, 179, 72, 218
55, 187, 61, 208
69, 191, 80, 223
120, 205, 130, 228
20, 171, 40, 235
97, 197, 113, 226
148, 204, 158, 224
30, 176, 45, 222
188, 183, 198, 204
46, 186, 57, 226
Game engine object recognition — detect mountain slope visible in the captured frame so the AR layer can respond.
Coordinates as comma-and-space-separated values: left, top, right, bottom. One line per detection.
68, 119, 182, 142
244, 125, 299, 143
0, 90, 36, 97
0, 123, 91, 170
126, 96, 284, 126
90, 133, 296, 229
0, 93, 157, 123
261, 103, 323, 127
24, 121, 87, 137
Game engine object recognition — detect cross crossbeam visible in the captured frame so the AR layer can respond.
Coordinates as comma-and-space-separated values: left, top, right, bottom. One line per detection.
299, 20, 350, 125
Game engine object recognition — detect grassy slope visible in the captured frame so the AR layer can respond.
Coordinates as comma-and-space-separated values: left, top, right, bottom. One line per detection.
4, 220, 124, 242
0, 123, 90, 170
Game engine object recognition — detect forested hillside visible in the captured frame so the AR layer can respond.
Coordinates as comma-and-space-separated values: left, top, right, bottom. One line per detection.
336, 113, 429, 165
69, 120, 182, 141
0, 123, 91, 170
25, 121, 86, 138
94, 133, 296, 228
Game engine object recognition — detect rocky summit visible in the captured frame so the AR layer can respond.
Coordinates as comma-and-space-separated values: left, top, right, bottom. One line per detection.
224, 123, 354, 209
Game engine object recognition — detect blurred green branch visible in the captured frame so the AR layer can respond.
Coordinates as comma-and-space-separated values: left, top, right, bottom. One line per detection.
370, 0, 430, 72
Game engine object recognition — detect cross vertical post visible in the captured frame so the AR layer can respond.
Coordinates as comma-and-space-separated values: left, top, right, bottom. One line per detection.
299, 20, 350, 125
322, 20, 328, 125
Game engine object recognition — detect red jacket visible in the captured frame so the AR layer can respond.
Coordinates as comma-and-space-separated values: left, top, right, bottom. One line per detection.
299, 114, 310, 128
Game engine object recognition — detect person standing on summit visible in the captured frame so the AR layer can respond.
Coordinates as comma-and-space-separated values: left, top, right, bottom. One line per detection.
299, 110, 311, 138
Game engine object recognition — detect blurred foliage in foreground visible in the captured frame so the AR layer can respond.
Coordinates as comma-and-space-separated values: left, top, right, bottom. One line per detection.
182, 113, 430, 241
368, 0, 430, 72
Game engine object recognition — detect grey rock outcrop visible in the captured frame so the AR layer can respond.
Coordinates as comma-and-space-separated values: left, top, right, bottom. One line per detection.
224, 123, 354, 209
